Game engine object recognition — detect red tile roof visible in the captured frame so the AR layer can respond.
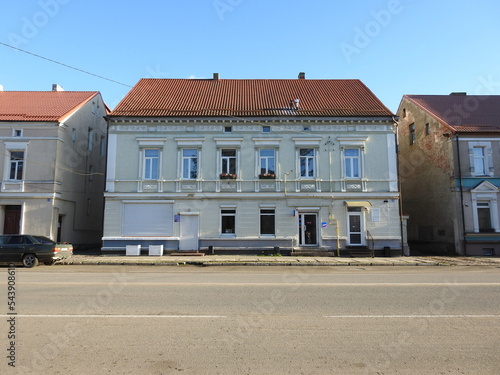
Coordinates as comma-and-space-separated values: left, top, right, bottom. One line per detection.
0, 91, 100, 122
404, 95, 500, 133
111, 78, 393, 118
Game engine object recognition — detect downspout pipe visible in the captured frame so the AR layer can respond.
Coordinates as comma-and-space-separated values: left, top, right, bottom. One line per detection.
455, 133, 467, 255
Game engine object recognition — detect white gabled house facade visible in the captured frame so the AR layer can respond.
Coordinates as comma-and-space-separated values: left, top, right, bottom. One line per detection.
103, 75, 402, 255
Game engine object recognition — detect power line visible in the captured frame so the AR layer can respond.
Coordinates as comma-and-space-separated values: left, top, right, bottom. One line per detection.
0, 41, 132, 88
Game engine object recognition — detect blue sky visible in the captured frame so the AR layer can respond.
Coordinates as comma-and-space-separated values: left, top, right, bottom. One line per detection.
1, 0, 499, 112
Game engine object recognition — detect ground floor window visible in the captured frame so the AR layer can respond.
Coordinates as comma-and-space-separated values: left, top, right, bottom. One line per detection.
221, 209, 236, 234
260, 209, 275, 235
477, 202, 493, 232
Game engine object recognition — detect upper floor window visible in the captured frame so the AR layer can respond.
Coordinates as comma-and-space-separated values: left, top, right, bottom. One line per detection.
425, 123, 430, 135
13, 129, 22, 137
9, 151, 24, 180
299, 148, 315, 178
221, 149, 237, 177
259, 149, 275, 177
262, 126, 271, 133
469, 142, 493, 177
87, 128, 94, 151
473, 147, 486, 175
143, 149, 160, 180
182, 149, 198, 179
409, 123, 415, 145
345, 148, 360, 179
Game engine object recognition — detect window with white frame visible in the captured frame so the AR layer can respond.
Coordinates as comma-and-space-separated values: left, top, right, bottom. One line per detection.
477, 202, 493, 232
143, 149, 160, 180
182, 149, 198, 179
469, 142, 493, 177
260, 209, 275, 235
221, 149, 237, 177
473, 146, 486, 175
259, 149, 275, 177
9, 151, 24, 180
344, 148, 361, 178
299, 148, 315, 178
221, 209, 236, 234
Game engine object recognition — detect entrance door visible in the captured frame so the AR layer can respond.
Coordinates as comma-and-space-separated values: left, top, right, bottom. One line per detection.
3, 206, 21, 234
298, 213, 318, 246
348, 207, 364, 245
179, 213, 199, 251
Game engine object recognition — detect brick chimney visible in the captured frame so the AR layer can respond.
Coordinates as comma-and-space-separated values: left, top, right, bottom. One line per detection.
298, 72, 305, 79
213, 73, 220, 80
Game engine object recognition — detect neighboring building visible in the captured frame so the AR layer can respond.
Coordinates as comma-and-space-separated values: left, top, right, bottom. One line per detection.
0, 85, 108, 248
103, 74, 401, 254
397, 93, 500, 255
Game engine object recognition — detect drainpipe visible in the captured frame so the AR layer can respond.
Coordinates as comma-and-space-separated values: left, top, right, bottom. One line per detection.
455, 133, 467, 255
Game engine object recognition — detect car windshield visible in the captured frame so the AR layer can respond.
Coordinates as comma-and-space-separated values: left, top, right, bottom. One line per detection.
32, 236, 55, 244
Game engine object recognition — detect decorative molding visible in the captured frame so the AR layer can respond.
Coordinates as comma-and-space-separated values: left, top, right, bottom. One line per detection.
116, 125, 148, 131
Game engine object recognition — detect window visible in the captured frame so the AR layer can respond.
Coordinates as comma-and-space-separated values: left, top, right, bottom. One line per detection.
143, 149, 160, 180
473, 147, 486, 175
299, 148, 315, 178
100, 136, 106, 157
477, 202, 493, 232
259, 149, 275, 176
87, 128, 94, 151
260, 209, 275, 235
425, 123, 430, 135
345, 148, 360, 178
221, 149, 236, 176
71, 128, 77, 143
9, 151, 24, 180
262, 126, 271, 133
409, 123, 415, 145
13, 130, 22, 137
182, 149, 198, 179
224, 126, 232, 133
221, 209, 236, 234
88, 165, 94, 182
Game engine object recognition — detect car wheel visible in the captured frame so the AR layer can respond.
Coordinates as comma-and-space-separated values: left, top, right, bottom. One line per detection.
22, 254, 39, 268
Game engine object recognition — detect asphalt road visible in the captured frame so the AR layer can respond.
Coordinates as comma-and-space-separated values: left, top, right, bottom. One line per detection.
1, 265, 499, 374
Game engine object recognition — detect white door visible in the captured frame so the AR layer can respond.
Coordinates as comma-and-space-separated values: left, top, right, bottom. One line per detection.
179, 213, 199, 251
347, 208, 365, 245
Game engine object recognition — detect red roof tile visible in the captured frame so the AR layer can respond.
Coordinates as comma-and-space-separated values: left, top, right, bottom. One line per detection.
111, 78, 393, 118
404, 95, 500, 133
0, 91, 100, 122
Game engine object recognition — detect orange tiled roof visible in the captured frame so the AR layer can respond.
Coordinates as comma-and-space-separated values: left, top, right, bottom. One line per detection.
111, 78, 393, 118
0, 91, 100, 122
404, 95, 500, 133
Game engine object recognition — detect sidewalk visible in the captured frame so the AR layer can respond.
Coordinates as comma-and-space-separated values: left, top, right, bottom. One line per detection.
60, 254, 500, 267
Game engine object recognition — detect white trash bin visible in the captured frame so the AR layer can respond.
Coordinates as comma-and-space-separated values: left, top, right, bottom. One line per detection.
126, 244, 141, 256
148, 245, 163, 256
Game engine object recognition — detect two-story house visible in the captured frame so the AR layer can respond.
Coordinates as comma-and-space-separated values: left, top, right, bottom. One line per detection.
103, 74, 401, 255
397, 94, 500, 255
0, 85, 108, 248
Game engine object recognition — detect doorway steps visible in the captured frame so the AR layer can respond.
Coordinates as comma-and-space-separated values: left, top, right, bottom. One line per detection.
346, 246, 373, 257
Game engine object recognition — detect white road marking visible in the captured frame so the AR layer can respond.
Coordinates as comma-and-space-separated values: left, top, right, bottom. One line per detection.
324, 314, 500, 318
0, 314, 226, 318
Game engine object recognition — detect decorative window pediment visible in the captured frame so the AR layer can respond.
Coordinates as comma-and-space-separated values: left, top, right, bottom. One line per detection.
471, 180, 499, 193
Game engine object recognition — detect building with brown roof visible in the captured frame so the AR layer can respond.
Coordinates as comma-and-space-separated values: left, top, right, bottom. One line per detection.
397, 93, 500, 255
0, 85, 108, 249
104, 74, 402, 255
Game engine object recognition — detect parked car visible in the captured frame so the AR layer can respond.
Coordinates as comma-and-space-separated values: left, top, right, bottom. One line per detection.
0, 235, 73, 267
